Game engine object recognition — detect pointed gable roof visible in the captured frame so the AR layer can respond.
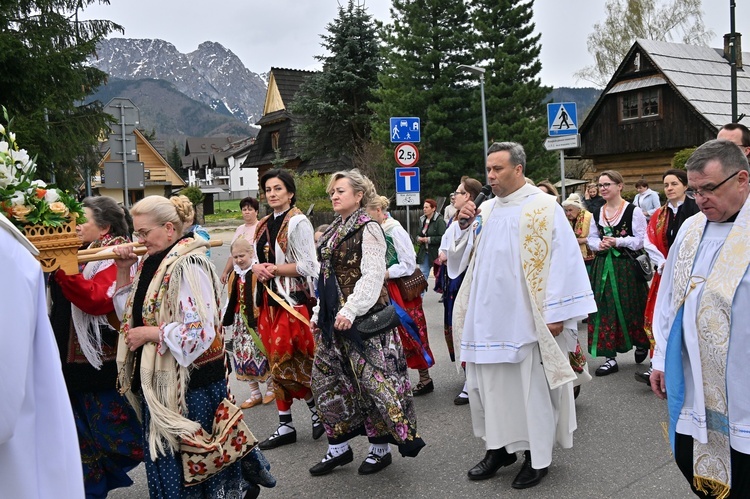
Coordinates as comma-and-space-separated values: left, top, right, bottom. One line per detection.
262, 67, 317, 116
581, 39, 750, 134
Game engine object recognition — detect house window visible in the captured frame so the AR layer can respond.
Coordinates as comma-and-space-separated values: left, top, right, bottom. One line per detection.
271, 131, 280, 151
620, 88, 661, 121
239, 177, 244, 186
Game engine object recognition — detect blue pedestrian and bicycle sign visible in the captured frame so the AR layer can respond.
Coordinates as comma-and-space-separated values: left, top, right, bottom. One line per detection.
390, 117, 421, 143
547, 102, 578, 136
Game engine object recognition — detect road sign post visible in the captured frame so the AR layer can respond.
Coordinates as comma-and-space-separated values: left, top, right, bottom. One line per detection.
546, 102, 579, 200
390, 117, 421, 143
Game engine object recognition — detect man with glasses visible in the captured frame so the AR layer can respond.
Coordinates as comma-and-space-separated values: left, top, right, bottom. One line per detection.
651, 139, 750, 497
717, 123, 750, 161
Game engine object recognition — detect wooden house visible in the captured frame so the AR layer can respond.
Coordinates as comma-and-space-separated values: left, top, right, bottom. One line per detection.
93, 128, 186, 204
242, 67, 351, 184
579, 36, 750, 188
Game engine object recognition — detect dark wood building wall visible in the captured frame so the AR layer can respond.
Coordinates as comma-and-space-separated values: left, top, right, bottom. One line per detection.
591, 151, 680, 189
582, 86, 717, 157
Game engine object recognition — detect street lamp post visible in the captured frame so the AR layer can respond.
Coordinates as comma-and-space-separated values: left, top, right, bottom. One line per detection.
457, 64, 489, 183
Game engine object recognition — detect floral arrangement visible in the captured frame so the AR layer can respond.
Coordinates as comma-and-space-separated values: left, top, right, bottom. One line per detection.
0, 107, 84, 229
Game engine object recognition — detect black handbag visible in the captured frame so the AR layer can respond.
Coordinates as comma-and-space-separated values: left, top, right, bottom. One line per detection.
623, 249, 653, 282
353, 303, 401, 339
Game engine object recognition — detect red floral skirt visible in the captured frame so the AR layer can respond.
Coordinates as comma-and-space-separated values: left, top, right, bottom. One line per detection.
256, 296, 315, 402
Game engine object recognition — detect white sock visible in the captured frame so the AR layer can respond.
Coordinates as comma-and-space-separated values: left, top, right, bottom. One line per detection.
276, 411, 294, 435
459, 381, 469, 398
365, 443, 390, 463
322, 442, 350, 462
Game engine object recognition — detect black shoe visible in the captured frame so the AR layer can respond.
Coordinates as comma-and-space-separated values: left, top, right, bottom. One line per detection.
312, 422, 325, 440
573, 385, 581, 399
467, 448, 518, 480
258, 426, 297, 450
309, 448, 354, 476
413, 380, 434, 396
634, 347, 648, 364
635, 366, 652, 385
243, 483, 260, 499
594, 358, 618, 376
453, 391, 469, 406
511, 451, 548, 489
358, 452, 392, 475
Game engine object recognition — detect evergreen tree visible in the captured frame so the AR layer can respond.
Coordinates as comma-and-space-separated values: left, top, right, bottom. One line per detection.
373, 0, 476, 197
469, 0, 556, 180
167, 141, 186, 179
291, 1, 381, 165
0, 1, 122, 189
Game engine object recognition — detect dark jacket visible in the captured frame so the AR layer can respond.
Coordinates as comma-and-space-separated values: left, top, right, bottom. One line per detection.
416, 213, 446, 264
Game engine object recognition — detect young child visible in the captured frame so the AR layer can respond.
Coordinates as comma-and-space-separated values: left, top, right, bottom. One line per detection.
222, 238, 274, 408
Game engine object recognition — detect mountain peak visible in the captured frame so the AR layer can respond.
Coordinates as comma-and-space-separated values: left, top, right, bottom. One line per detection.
90, 38, 267, 126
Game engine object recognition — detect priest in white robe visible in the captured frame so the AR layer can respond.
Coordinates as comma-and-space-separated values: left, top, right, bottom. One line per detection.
651, 139, 750, 498
0, 213, 84, 498
451, 141, 596, 490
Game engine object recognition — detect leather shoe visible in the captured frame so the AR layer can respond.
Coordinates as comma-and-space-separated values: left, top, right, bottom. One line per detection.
594, 359, 618, 376
309, 448, 354, 476
358, 452, 392, 475
453, 391, 469, 406
240, 396, 262, 410
262, 392, 275, 405
511, 452, 548, 489
573, 385, 581, 399
467, 448, 517, 480
312, 422, 325, 440
258, 429, 296, 450
412, 380, 434, 396
635, 366, 652, 385
634, 347, 648, 364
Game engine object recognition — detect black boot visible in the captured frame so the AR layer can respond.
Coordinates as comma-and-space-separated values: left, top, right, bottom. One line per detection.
467, 448, 517, 480
511, 451, 548, 489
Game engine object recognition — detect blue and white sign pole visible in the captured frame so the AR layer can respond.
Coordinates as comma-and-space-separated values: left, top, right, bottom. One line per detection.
546, 102, 579, 200
395, 166, 421, 236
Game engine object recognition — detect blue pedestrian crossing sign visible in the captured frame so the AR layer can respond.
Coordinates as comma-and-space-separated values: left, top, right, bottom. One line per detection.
547, 102, 578, 136
395, 167, 420, 193
390, 117, 421, 143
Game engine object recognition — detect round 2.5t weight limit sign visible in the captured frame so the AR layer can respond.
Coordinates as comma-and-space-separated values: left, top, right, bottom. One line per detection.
394, 142, 419, 167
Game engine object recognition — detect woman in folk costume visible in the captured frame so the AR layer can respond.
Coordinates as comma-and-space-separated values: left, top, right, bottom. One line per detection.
112, 195, 272, 499
436, 176, 483, 405
309, 170, 425, 477
416, 198, 446, 279
222, 238, 272, 409
251, 169, 322, 450
366, 195, 435, 393
560, 192, 595, 398
49, 196, 143, 498
635, 169, 699, 386
587, 170, 650, 376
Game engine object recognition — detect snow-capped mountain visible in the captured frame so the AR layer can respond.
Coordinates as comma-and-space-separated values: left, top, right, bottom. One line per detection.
90, 38, 267, 126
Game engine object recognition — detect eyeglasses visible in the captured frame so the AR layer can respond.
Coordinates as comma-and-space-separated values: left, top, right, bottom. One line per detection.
453, 190, 467, 196
597, 182, 616, 189
686, 170, 740, 199
133, 224, 164, 240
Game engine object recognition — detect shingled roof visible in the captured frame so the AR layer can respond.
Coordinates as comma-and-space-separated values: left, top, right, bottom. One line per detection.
270, 68, 317, 109
584, 38, 750, 132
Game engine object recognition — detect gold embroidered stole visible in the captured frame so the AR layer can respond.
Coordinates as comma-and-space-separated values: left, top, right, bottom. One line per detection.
670, 206, 750, 498
520, 194, 576, 389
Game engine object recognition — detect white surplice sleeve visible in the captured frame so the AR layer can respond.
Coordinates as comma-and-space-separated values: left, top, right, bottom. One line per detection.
644, 230, 667, 273
387, 225, 417, 279
288, 216, 320, 278
157, 265, 217, 367
339, 223, 386, 323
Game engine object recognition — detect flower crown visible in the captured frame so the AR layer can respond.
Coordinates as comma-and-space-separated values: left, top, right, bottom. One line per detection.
0, 107, 84, 229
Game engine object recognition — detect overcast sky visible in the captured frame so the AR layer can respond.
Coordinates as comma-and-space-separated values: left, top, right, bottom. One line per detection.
82, 0, 747, 88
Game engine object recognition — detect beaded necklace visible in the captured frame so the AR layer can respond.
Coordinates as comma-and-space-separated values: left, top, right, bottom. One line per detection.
602, 199, 625, 224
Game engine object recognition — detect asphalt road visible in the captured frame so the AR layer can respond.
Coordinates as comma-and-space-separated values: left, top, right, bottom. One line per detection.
110, 231, 692, 499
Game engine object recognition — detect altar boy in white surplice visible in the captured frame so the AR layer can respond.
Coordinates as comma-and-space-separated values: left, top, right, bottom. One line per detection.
0, 213, 84, 498
651, 139, 750, 499
451, 142, 596, 490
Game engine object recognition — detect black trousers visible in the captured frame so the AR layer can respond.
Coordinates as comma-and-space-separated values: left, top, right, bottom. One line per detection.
675, 432, 750, 498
